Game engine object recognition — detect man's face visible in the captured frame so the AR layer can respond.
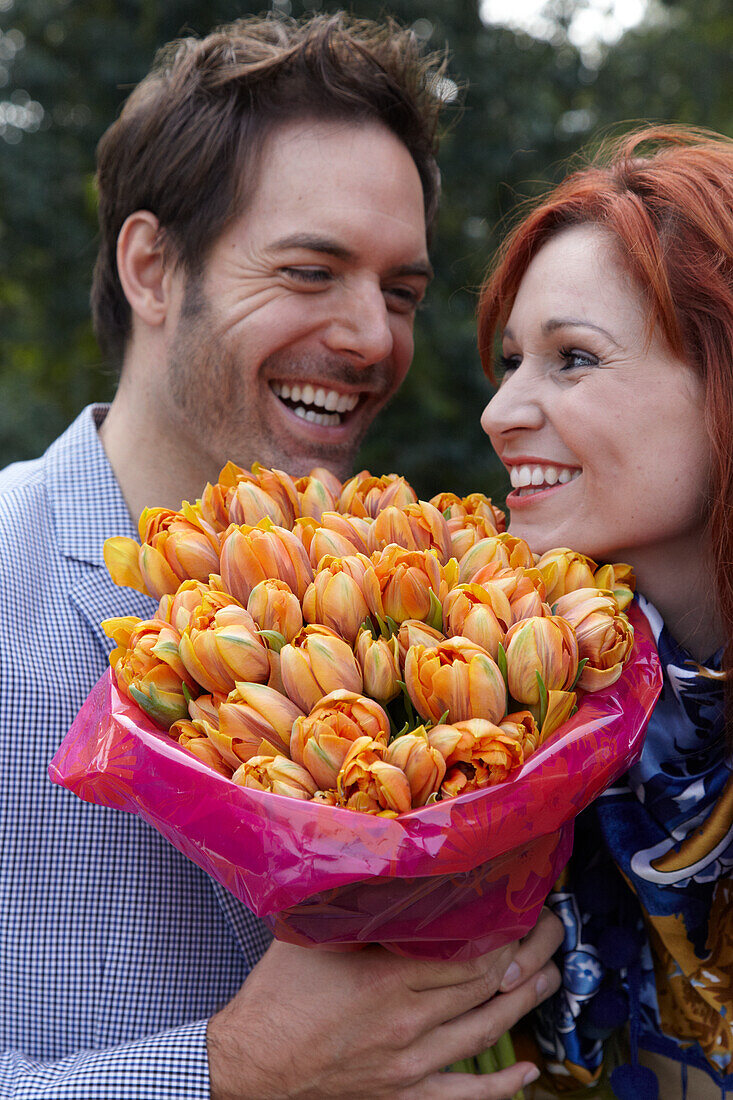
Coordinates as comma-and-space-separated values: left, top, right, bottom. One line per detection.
163, 118, 431, 480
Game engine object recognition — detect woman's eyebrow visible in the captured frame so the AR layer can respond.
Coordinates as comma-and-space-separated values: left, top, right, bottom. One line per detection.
542, 318, 621, 347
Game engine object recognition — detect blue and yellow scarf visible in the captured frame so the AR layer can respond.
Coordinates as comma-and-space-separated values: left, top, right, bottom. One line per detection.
535, 596, 733, 1096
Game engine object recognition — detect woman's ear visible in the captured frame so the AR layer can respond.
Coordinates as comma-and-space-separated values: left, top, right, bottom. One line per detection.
116, 211, 171, 328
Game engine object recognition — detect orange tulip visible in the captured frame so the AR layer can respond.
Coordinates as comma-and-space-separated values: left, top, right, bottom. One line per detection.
280, 624, 363, 713
458, 533, 534, 584
536, 548, 599, 604
219, 519, 313, 605
173, 719, 233, 777
428, 719, 523, 795
396, 619, 446, 667
232, 755, 319, 800
504, 615, 579, 706
247, 578, 303, 644
499, 710, 541, 757
404, 637, 507, 725
462, 493, 506, 530
338, 471, 417, 518
593, 562, 636, 612
554, 588, 634, 691
202, 681, 303, 766
363, 545, 457, 628
308, 466, 343, 499
179, 598, 270, 695
157, 579, 235, 633
473, 567, 548, 624
291, 690, 390, 789
295, 513, 371, 566
385, 726, 446, 806
336, 736, 412, 814
103, 616, 196, 729
294, 474, 337, 521
442, 582, 511, 658
226, 464, 300, 529
367, 501, 453, 564
355, 629, 401, 703
302, 557, 371, 644
447, 514, 502, 562
540, 690, 577, 741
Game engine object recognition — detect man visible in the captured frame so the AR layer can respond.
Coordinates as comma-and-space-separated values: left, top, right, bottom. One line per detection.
0, 14, 562, 1098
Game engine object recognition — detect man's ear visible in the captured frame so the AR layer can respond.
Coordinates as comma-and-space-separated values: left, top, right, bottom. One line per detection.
116, 211, 172, 328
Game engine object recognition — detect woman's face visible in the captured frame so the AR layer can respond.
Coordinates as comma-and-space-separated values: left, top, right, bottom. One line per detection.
481, 224, 711, 569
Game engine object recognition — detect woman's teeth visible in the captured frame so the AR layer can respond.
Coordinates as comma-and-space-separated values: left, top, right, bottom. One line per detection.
271, 382, 360, 426
509, 464, 581, 495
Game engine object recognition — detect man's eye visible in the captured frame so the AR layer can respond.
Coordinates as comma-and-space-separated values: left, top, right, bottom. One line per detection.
558, 347, 598, 370
384, 286, 423, 312
281, 267, 330, 284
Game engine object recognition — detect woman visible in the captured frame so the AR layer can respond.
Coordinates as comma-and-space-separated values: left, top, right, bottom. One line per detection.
479, 126, 733, 1098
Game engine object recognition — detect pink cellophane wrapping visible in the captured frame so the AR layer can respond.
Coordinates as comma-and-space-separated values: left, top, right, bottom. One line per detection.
49, 604, 661, 960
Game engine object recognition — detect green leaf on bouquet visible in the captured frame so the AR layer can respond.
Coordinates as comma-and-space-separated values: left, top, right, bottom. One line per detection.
570, 657, 589, 690
536, 671, 548, 729
427, 588, 443, 632
256, 629, 286, 653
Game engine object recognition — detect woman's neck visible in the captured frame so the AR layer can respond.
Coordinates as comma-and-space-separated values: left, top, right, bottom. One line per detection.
628, 536, 725, 662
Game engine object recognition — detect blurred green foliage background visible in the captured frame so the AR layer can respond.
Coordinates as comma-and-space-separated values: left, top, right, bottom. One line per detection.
0, 0, 731, 504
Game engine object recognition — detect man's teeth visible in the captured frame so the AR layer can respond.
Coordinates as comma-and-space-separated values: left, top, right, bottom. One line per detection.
509, 464, 581, 493
271, 382, 360, 426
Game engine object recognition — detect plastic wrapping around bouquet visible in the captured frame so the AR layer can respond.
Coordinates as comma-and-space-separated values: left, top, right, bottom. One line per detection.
49, 603, 661, 960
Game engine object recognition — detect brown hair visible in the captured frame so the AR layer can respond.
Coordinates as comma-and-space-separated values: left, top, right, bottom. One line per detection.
92, 12, 448, 369
478, 125, 733, 743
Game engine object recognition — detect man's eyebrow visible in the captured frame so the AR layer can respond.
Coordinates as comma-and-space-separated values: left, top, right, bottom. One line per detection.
268, 232, 434, 281
541, 318, 621, 347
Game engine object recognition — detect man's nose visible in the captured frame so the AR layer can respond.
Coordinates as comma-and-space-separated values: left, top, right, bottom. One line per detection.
480, 367, 545, 439
324, 283, 394, 366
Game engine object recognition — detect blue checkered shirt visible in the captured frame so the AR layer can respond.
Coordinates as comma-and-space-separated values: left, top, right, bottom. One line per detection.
0, 406, 272, 1098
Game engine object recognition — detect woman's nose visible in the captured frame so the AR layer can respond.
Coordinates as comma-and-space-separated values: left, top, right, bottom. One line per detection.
480, 367, 545, 440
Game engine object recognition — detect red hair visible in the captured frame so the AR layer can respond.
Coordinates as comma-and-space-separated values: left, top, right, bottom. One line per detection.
478, 125, 733, 742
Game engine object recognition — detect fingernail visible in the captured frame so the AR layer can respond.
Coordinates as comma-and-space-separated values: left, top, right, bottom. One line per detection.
523, 1066, 540, 1086
500, 961, 521, 990
535, 973, 549, 997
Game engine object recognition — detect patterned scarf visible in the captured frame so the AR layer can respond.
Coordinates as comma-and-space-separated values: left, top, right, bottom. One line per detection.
535, 596, 733, 1096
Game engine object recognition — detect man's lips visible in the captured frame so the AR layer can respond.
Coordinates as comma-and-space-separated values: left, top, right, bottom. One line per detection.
269, 380, 367, 428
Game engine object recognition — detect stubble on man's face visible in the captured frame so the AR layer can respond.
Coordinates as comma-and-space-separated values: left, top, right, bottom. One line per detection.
166, 272, 390, 480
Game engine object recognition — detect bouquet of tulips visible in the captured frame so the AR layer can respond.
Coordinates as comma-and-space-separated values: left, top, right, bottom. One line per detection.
51, 461, 661, 967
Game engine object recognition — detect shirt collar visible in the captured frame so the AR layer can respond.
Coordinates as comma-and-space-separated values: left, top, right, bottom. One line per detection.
45, 404, 137, 568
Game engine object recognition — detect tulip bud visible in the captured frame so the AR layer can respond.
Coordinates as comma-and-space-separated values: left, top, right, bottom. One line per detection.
385, 726, 446, 806
458, 534, 534, 585
461, 493, 506, 530
593, 563, 636, 612
396, 619, 446, 667
219, 520, 313, 605
536, 548, 598, 604
447, 514, 501, 562
158, 579, 235, 633
355, 629, 401, 703
475, 567, 548, 624
442, 583, 511, 659
294, 474, 337, 521
504, 615, 579, 706
178, 599, 270, 696
336, 736, 412, 814
404, 637, 507, 725
280, 625, 363, 713
295, 513, 370, 566
291, 690, 390, 789
363, 545, 458, 629
302, 558, 371, 645
232, 755, 319, 800
554, 588, 634, 691
429, 492, 465, 519
498, 711, 541, 758
226, 464, 300, 529
368, 501, 453, 563
309, 466, 343, 499
338, 472, 418, 518
247, 579, 303, 644
135, 504, 222, 597
203, 682, 303, 766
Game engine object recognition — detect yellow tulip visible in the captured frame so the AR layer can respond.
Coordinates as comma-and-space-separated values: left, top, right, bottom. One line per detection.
280, 624, 363, 713
385, 726, 446, 806
554, 588, 634, 691
404, 637, 507, 725
355, 629, 401, 703
232, 754, 319, 800
291, 690, 390, 789
536, 548, 598, 604
336, 736, 412, 814
504, 615, 579, 705
247, 578, 303, 644
219, 519, 313, 605
593, 562, 636, 612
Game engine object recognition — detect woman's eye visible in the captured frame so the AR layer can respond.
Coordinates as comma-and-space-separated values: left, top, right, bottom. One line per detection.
558, 347, 598, 370
497, 353, 520, 378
